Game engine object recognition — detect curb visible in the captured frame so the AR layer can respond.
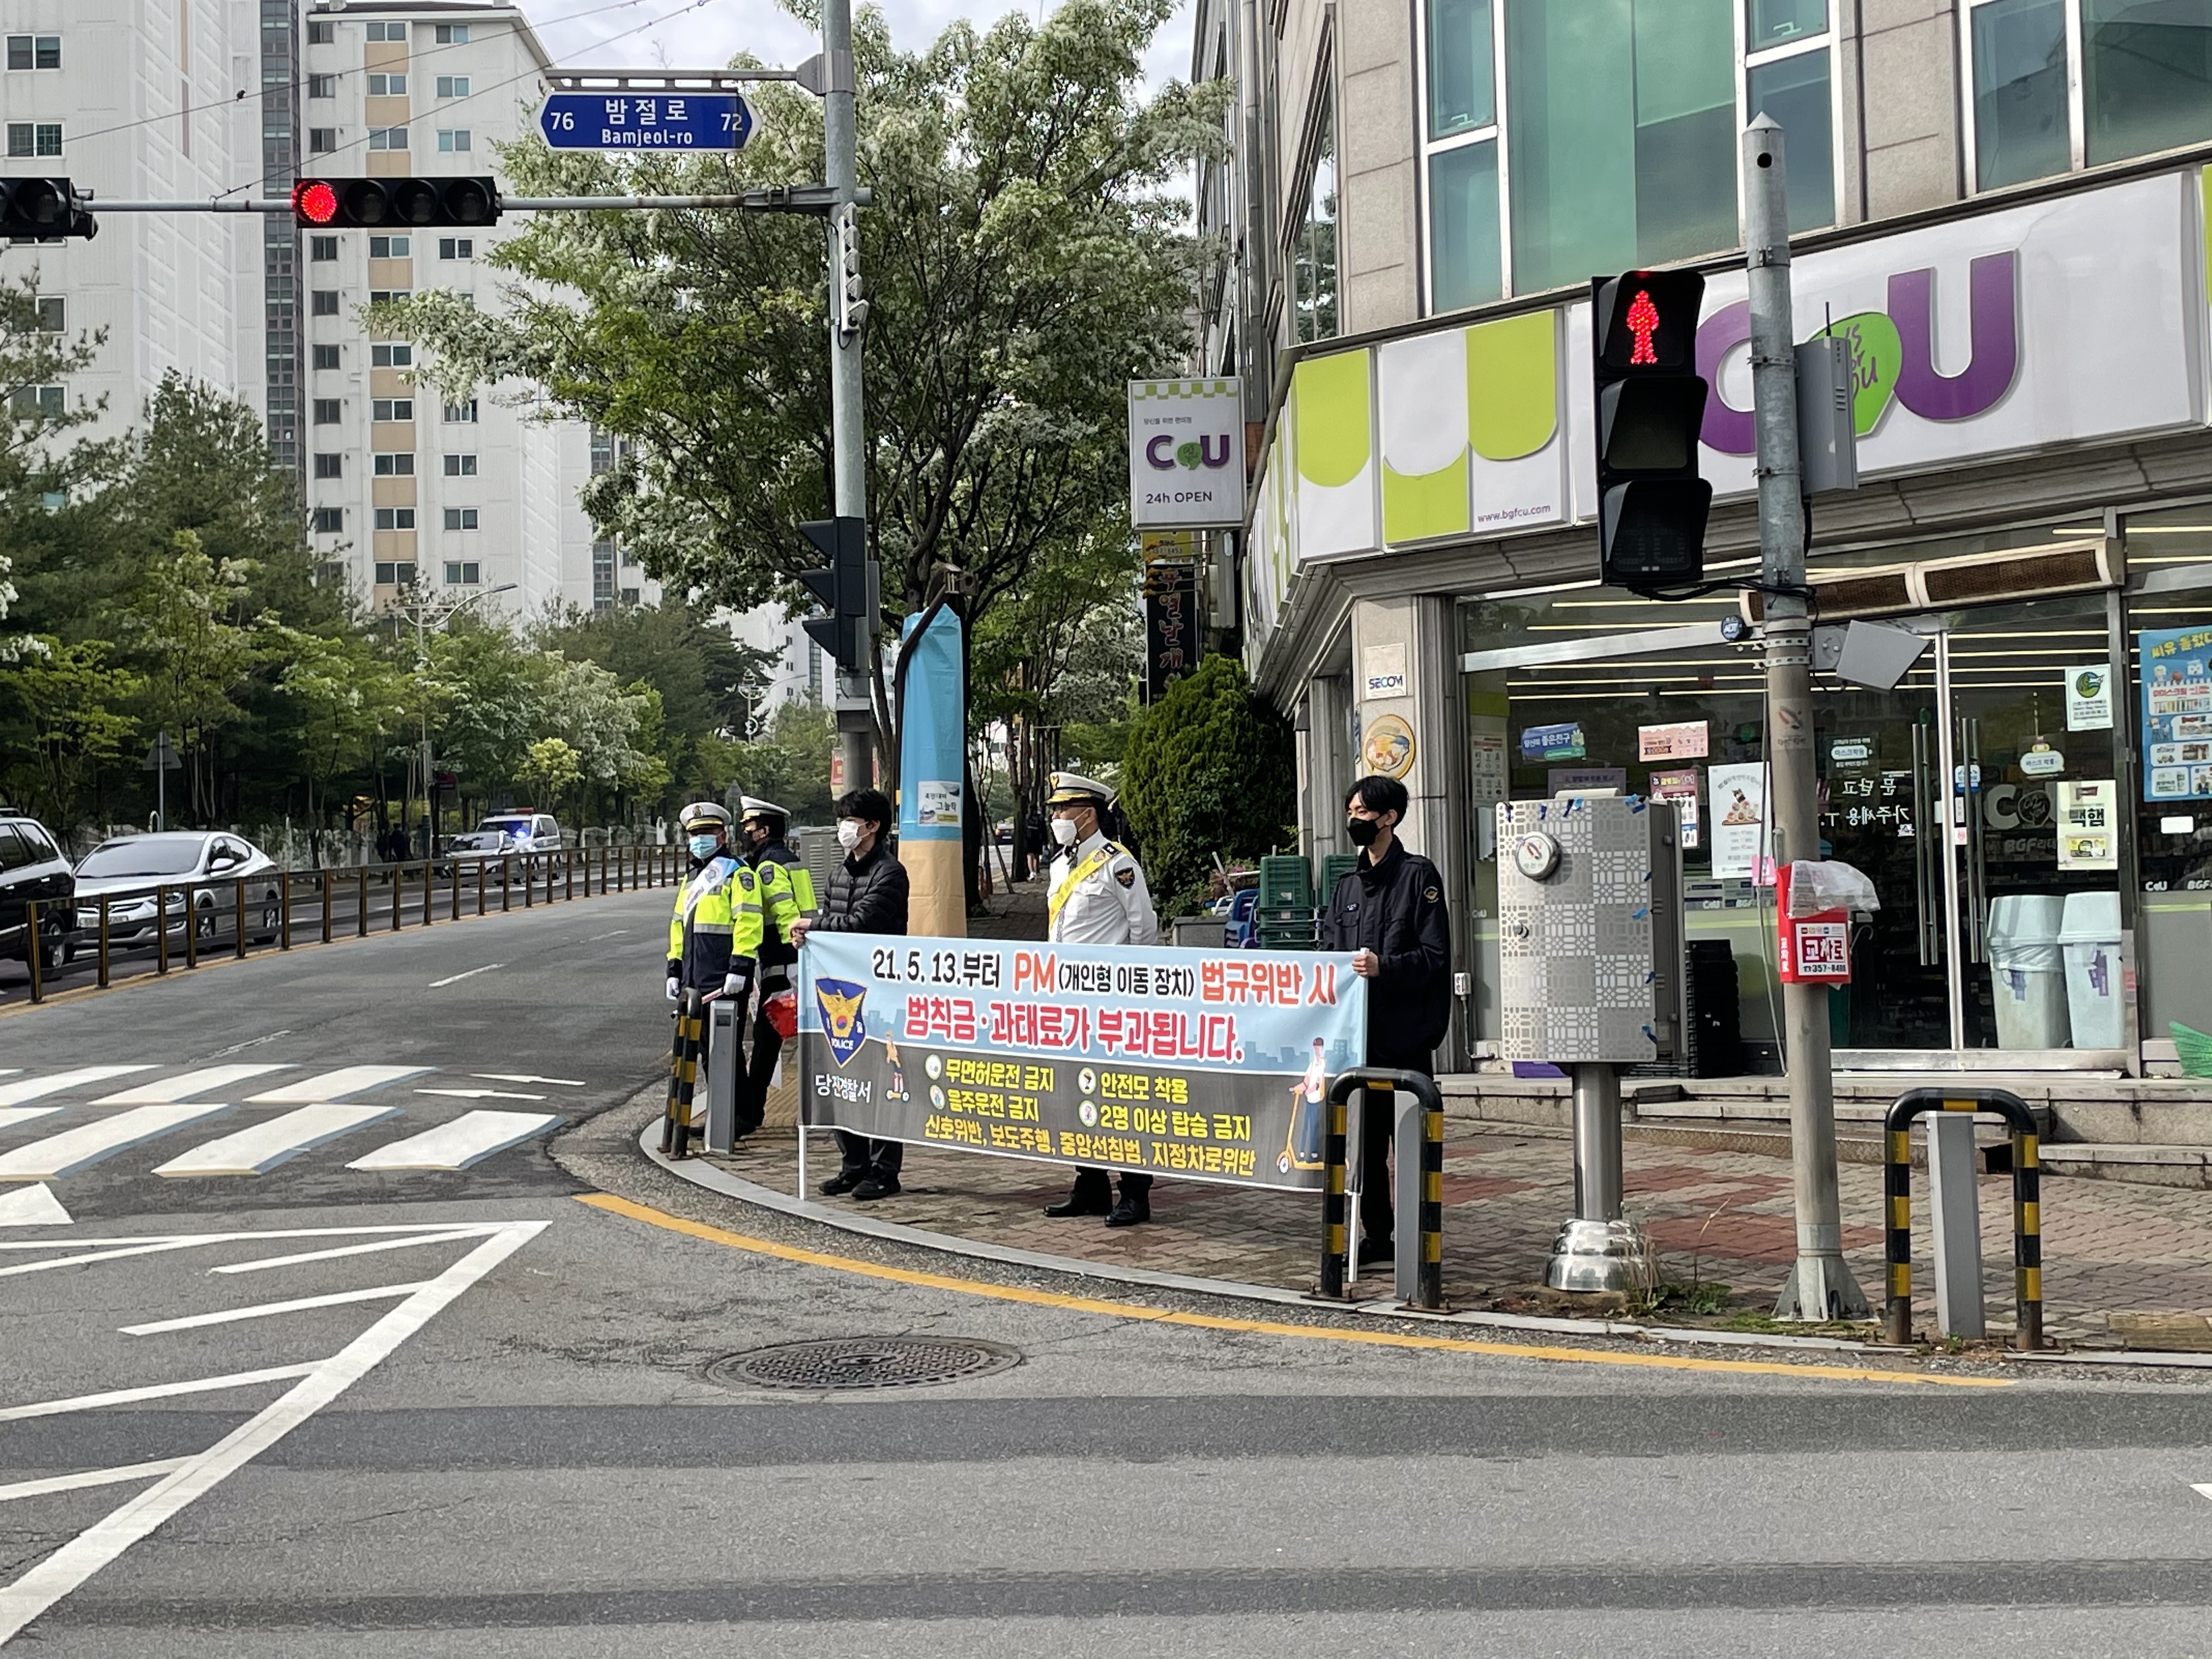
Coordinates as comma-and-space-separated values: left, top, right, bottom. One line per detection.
637, 1122, 1880, 1357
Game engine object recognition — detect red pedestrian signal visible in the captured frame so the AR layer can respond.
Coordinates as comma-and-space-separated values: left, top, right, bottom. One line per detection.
289, 177, 503, 229
1590, 269, 1711, 590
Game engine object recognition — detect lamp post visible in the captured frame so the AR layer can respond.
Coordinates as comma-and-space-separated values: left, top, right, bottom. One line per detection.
404, 582, 516, 857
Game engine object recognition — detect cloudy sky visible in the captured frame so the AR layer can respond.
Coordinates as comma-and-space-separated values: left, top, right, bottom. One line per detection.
512, 0, 1193, 91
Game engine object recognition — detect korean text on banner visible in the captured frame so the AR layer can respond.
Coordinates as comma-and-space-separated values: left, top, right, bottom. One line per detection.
798, 933, 1368, 1190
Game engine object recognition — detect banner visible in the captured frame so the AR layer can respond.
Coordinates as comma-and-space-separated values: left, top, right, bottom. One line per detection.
2142, 624, 2212, 803
1142, 558, 1198, 703
798, 932, 1367, 1190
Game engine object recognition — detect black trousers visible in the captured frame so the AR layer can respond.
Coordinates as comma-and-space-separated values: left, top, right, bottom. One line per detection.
1359, 1050, 1436, 1243
1066, 1167, 1151, 1203
735, 972, 788, 1132
833, 1130, 905, 1179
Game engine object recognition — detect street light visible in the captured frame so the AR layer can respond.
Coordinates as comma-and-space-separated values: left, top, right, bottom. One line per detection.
404, 583, 517, 855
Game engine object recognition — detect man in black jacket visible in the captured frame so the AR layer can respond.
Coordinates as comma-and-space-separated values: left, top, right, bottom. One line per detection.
792, 787, 911, 1200
1318, 774, 1452, 1269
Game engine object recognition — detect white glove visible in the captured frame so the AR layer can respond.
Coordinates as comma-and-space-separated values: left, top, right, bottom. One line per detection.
721, 972, 749, 1000
665, 976, 680, 1001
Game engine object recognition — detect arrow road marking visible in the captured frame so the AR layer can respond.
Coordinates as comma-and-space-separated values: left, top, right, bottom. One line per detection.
472, 1073, 587, 1087
427, 963, 503, 988
415, 1087, 546, 1102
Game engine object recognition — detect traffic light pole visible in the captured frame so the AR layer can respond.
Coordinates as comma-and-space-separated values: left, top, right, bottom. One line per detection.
1743, 114, 1869, 1323
822, 0, 876, 793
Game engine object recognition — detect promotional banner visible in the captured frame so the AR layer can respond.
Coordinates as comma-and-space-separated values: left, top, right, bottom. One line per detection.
799, 932, 1367, 1190
2141, 625, 2212, 802
1709, 762, 1773, 881
1142, 557, 1198, 703
895, 601, 966, 936
1128, 377, 1245, 530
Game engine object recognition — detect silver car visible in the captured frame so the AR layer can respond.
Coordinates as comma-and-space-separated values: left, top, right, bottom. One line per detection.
74, 832, 284, 947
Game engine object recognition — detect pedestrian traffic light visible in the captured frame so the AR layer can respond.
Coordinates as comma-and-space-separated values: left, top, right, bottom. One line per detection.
798, 515, 876, 673
1591, 269, 1710, 590
291, 176, 503, 229
0, 177, 94, 240
830, 202, 866, 341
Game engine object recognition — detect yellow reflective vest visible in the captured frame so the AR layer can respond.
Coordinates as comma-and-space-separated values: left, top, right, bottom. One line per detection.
749, 841, 815, 974
667, 853, 764, 989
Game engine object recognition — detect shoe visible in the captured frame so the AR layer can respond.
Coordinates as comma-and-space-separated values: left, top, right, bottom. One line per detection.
853, 1176, 901, 1201
1044, 1192, 1113, 1218
819, 1170, 865, 1197
1357, 1237, 1395, 1267
1104, 1195, 1151, 1228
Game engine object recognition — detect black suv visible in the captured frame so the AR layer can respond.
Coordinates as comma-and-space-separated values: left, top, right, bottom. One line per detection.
0, 809, 75, 973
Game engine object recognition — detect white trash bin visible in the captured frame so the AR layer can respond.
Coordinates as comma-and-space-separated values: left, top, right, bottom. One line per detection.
2058, 890, 2125, 1051
1985, 893, 2068, 1049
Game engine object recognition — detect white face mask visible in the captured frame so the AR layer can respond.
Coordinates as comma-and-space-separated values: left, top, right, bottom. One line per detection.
836, 820, 863, 852
1051, 816, 1080, 847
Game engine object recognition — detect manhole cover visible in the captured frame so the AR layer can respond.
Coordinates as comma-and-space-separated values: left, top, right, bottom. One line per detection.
707, 1336, 1022, 1392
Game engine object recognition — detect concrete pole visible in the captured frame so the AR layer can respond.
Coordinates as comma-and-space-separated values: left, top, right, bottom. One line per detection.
1745, 114, 1870, 1321
821, 0, 874, 793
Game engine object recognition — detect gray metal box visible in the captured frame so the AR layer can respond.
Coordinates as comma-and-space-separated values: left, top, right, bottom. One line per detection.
1496, 796, 1683, 1065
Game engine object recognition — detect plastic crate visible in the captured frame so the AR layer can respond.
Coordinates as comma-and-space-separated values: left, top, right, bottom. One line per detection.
1320, 854, 1359, 907
1257, 855, 1313, 907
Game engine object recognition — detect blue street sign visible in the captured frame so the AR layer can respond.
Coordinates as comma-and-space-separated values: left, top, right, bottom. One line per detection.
539, 91, 753, 152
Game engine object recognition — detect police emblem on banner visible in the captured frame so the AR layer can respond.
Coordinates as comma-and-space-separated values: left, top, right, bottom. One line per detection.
814, 977, 869, 1066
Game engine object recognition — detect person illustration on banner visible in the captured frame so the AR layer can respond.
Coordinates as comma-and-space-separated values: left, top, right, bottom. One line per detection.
1039, 770, 1160, 1227
883, 1039, 910, 1103
1283, 1036, 1328, 1174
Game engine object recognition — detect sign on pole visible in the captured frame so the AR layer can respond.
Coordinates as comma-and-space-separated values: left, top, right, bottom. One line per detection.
1128, 378, 1244, 529
539, 92, 753, 152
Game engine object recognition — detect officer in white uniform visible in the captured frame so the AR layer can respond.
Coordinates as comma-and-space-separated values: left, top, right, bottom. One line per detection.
1041, 770, 1159, 1227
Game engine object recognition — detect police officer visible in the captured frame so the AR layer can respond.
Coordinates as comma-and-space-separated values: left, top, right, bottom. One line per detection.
732, 795, 815, 1139
1040, 771, 1159, 1227
667, 804, 765, 1105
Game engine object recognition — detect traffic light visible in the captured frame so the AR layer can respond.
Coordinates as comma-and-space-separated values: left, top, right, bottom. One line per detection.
0, 177, 94, 240
831, 202, 866, 341
1591, 269, 1710, 590
798, 515, 876, 672
291, 177, 502, 229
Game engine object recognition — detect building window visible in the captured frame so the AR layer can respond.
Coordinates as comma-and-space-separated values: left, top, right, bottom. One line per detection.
445, 561, 481, 586
1743, 4, 1835, 232
437, 237, 473, 259
1421, 0, 1504, 315
374, 507, 417, 531
437, 128, 472, 153
312, 343, 341, 370
435, 24, 470, 44
307, 19, 334, 44
371, 398, 414, 422
313, 398, 342, 424
436, 75, 471, 98
368, 291, 412, 305
2085, 0, 2212, 164
7, 36, 61, 71
366, 22, 409, 44
373, 452, 415, 476
443, 399, 478, 423
313, 453, 343, 479
308, 74, 337, 99
620, 544, 640, 566
620, 586, 641, 606
311, 289, 340, 317
309, 127, 337, 154
443, 507, 479, 531
592, 540, 616, 604
310, 235, 338, 262
443, 453, 477, 476
315, 560, 345, 586
1289, 94, 1338, 344
33, 296, 61, 332
374, 561, 417, 586
368, 235, 411, 258
371, 342, 413, 368
9, 385, 62, 417
7, 123, 60, 157
314, 507, 345, 533
366, 72, 407, 97
368, 127, 408, 151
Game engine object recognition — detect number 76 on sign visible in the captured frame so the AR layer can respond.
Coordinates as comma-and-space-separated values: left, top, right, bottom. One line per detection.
538, 92, 755, 151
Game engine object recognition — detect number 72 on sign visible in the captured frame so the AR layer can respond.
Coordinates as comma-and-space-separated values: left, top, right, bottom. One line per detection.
539, 92, 754, 151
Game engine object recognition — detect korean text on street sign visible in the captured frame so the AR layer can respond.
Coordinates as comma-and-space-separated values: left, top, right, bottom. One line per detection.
799, 932, 1366, 1190
539, 92, 753, 152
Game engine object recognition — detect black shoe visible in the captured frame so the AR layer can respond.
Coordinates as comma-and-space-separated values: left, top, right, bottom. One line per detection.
1357, 1237, 1394, 1267
819, 1170, 865, 1197
853, 1175, 901, 1201
1104, 1195, 1151, 1228
1045, 1192, 1113, 1218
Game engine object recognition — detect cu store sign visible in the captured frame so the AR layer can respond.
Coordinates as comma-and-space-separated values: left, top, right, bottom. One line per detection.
1129, 378, 1246, 531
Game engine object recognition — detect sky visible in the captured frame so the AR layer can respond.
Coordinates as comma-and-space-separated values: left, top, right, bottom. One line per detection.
512, 0, 1193, 92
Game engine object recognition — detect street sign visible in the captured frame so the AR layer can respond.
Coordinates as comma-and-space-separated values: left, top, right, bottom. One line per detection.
538, 92, 753, 152
140, 731, 180, 772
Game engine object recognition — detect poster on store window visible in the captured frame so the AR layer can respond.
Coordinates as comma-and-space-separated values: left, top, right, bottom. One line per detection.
2142, 627, 2212, 802
1648, 765, 1702, 849
2057, 778, 2120, 870
1708, 762, 1772, 881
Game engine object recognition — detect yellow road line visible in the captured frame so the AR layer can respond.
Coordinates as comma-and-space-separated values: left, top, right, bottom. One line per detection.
577, 1192, 2008, 1389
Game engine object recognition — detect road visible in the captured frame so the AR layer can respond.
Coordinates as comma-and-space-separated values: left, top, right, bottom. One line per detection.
4, 889, 2212, 1654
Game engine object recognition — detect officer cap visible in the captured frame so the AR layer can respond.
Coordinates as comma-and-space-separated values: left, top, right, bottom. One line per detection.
1046, 770, 1115, 809
680, 801, 731, 833
738, 795, 788, 823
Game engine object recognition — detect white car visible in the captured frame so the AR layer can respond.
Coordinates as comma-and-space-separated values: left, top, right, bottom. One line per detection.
74, 832, 283, 947
442, 812, 563, 882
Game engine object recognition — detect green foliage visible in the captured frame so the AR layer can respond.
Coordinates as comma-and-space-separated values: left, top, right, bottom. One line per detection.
1119, 656, 1294, 915
522, 737, 584, 805
722, 698, 838, 825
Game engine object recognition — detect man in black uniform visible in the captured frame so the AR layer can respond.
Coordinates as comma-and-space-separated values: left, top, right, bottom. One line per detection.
733, 796, 815, 1141
1318, 774, 1451, 1271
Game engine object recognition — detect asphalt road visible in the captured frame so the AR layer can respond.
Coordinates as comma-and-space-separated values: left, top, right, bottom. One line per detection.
5, 892, 2212, 1656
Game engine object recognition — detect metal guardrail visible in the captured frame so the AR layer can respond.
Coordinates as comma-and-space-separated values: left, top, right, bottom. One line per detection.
1882, 1086, 2045, 1350
21, 843, 683, 1004
1317, 1067, 1445, 1311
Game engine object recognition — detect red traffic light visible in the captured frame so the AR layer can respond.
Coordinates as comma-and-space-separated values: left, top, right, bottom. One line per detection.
1594, 270, 1703, 373
293, 179, 340, 226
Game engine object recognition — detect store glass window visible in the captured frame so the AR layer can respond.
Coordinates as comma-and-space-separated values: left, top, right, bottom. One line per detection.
1428, 0, 1494, 138
1970, 0, 2071, 189
1504, 0, 1738, 294
2084, 0, 2212, 165
1746, 48, 1834, 230
1747, 0, 1827, 48
1429, 141, 1502, 311
1291, 97, 1339, 343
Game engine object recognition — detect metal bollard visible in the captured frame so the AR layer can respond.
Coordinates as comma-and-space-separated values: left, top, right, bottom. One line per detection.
391, 864, 404, 933
279, 871, 292, 950
663, 989, 706, 1158
357, 865, 369, 937
450, 858, 461, 922
184, 883, 199, 969
703, 998, 741, 1153
157, 884, 171, 973
235, 876, 249, 958
25, 901, 41, 1003
1321, 1068, 1446, 1311
1317, 1087, 1351, 1300
320, 870, 332, 944
97, 894, 111, 988
501, 856, 512, 912
565, 849, 575, 901
1882, 1087, 2044, 1350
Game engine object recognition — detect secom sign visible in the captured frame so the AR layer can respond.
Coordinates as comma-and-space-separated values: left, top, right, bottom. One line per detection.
1130, 378, 1246, 530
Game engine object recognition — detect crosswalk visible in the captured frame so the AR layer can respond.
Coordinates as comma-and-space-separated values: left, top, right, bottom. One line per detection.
0, 1062, 577, 1221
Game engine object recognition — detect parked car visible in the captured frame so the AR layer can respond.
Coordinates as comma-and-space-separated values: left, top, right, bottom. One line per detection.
0, 809, 77, 972
74, 832, 283, 948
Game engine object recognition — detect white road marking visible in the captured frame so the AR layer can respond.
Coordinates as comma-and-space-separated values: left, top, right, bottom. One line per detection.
0, 1364, 318, 1423
93, 1065, 289, 1106
348, 1109, 562, 1171
0, 1222, 475, 1251
0, 1460, 190, 1505
0, 1109, 62, 1136
415, 1087, 546, 1102
0, 1068, 153, 1109
473, 1073, 587, 1087
2194, 1483, 2212, 1503
153, 1104, 400, 1177
0, 1104, 231, 1182
0, 1221, 546, 1644
426, 963, 503, 988
123, 1279, 435, 1335
245, 1066, 431, 1104
201, 1031, 292, 1059
211, 1227, 497, 1275
0, 1186, 70, 1227
0, 1238, 226, 1280
583, 929, 630, 941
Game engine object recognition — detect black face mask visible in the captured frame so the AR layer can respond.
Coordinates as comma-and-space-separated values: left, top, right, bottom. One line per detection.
1346, 817, 1380, 848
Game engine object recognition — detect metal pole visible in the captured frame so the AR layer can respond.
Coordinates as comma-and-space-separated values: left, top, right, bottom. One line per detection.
1746, 113, 1870, 1322
1543, 1064, 1651, 1293
155, 736, 166, 833
822, 0, 875, 792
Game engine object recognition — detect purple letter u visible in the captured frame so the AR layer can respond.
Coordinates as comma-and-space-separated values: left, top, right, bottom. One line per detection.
1887, 251, 2018, 421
